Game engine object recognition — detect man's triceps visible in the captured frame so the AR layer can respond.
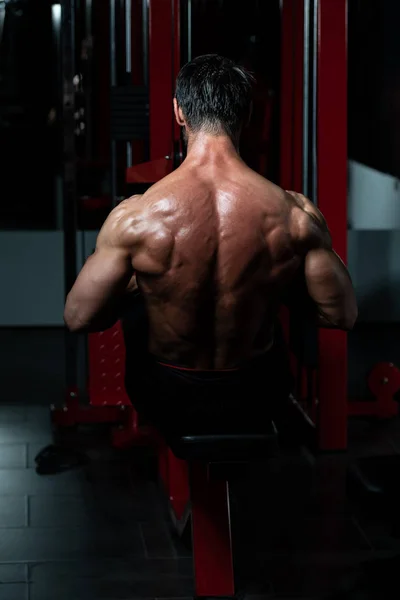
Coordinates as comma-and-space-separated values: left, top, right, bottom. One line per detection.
304, 248, 357, 330
64, 243, 134, 331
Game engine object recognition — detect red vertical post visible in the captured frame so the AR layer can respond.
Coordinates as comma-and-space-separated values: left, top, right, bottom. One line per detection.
317, 0, 348, 451
172, 0, 181, 142
293, 0, 304, 192
148, 0, 174, 161
279, 0, 306, 393
190, 462, 235, 597
280, 0, 296, 191
131, 0, 146, 165
167, 448, 190, 520
93, 0, 111, 162
280, 0, 304, 191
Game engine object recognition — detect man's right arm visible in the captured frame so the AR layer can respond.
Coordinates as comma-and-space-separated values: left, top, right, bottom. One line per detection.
289, 191, 358, 331
304, 248, 358, 330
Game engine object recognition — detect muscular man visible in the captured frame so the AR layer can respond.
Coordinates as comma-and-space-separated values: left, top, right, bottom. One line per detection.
64, 54, 357, 436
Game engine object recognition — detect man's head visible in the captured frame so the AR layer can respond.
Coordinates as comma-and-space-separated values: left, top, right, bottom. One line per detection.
174, 54, 254, 144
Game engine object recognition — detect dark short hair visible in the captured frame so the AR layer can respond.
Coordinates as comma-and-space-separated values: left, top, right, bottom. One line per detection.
175, 54, 254, 139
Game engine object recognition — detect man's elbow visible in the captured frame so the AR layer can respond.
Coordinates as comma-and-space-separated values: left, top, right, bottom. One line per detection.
317, 298, 358, 331
338, 306, 358, 331
330, 302, 358, 332
65, 318, 86, 333
340, 293, 358, 331
64, 301, 88, 333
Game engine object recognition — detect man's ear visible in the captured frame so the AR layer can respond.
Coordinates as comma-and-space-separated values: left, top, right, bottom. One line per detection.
173, 98, 186, 126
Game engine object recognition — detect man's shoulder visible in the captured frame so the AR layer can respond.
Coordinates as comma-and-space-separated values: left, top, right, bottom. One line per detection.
285, 191, 331, 252
100, 193, 173, 249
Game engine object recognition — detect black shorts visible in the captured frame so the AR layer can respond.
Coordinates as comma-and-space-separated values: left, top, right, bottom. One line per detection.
122, 294, 293, 441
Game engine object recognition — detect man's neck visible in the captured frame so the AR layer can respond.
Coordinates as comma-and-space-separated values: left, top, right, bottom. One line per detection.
185, 131, 241, 165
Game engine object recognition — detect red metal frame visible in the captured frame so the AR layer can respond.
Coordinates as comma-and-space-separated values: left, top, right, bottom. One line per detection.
279, 0, 298, 360
348, 362, 400, 419
158, 450, 236, 597
126, 0, 181, 184
172, 0, 181, 140
316, 0, 348, 450
280, 0, 315, 424
280, 0, 296, 191
52, 386, 123, 426
279, 0, 304, 191
55, 0, 182, 448
149, 0, 174, 161
190, 461, 235, 598
280, 0, 350, 451
159, 446, 190, 521
126, 156, 172, 183
130, 0, 147, 167
92, 0, 110, 162
53, 319, 151, 447
88, 322, 130, 407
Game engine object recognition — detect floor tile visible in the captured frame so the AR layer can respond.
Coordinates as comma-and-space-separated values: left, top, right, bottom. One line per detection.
0, 524, 145, 562
1, 327, 400, 600
264, 556, 355, 598
0, 445, 26, 469
0, 564, 27, 583
28, 495, 90, 528
0, 469, 86, 496
140, 521, 177, 559
0, 423, 51, 444
243, 595, 274, 600
0, 407, 26, 424
29, 558, 193, 581
0, 583, 28, 600
29, 559, 193, 600
0, 496, 27, 528
27, 443, 46, 468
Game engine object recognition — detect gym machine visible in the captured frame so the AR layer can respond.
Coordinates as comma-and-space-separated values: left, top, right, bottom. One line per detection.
57, 0, 399, 454
47, 0, 400, 595
280, 0, 400, 451
53, 0, 154, 446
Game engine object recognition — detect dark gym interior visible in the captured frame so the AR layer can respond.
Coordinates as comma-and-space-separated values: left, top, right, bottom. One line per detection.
1, 1, 400, 599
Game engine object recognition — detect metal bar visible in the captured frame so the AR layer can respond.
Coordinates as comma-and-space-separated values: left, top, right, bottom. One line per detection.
142, 0, 149, 86
125, 0, 132, 73
110, 0, 118, 206
85, 0, 92, 32
141, 0, 149, 169
110, 0, 117, 86
126, 141, 133, 168
311, 0, 318, 204
84, 0, 93, 159
171, 0, 175, 144
148, 0, 174, 160
172, 0, 181, 143
51, 3, 63, 229
187, 0, 192, 62
279, 0, 296, 191
316, 0, 348, 451
293, 0, 304, 192
61, 0, 78, 389
303, 0, 310, 196
0, 2, 5, 48
111, 140, 118, 207
166, 449, 190, 521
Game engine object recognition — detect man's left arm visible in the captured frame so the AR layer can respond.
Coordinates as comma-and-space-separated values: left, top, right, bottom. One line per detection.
64, 204, 136, 333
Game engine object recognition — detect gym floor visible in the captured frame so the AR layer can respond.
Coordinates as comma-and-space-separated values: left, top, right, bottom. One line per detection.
1, 329, 400, 600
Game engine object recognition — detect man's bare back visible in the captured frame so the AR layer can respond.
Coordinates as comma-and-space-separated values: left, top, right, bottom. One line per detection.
64, 142, 356, 370
123, 157, 305, 368
64, 54, 357, 371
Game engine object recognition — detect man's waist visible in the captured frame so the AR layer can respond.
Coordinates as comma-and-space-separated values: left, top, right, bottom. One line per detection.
151, 341, 274, 374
